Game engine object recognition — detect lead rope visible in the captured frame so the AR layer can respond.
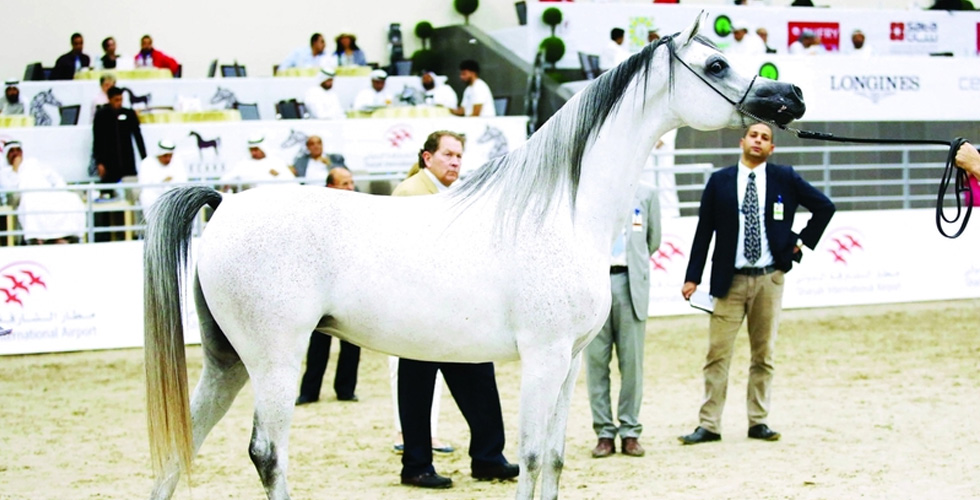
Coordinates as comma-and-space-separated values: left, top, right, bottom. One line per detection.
667, 38, 971, 238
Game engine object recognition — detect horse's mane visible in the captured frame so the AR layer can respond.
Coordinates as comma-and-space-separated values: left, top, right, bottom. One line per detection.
450, 35, 710, 231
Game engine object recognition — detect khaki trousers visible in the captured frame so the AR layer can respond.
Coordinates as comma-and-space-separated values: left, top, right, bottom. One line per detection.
698, 271, 784, 434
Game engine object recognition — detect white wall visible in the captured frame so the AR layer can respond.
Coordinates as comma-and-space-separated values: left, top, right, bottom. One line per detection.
0, 0, 928, 82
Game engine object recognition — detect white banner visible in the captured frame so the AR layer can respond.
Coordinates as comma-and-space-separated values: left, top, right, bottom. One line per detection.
3, 208, 978, 355
0, 241, 200, 356
0, 116, 528, 183
648, 209, 980, 316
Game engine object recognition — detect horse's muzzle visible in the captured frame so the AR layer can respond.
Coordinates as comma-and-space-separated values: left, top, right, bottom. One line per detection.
745, 81, 806, 126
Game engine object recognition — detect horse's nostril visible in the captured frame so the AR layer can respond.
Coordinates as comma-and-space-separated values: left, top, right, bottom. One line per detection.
792, 85, 804, 101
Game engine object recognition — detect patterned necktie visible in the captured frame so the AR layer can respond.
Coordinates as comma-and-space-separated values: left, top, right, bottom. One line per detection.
743, 172, 761, 264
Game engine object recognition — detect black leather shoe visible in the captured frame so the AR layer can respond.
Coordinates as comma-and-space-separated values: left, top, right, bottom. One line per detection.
401, 472, 453, 489
336, 394, 358, 402
678, 427, 721, 445
295, 395, 318, 406
472, 462, 519, 481
748, 424, 781, 441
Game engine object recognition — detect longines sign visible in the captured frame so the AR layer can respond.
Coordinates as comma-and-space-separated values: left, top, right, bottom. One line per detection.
829, 75, 920, 104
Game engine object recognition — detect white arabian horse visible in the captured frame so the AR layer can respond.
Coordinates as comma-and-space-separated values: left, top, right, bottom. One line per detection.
143, 14, 805, 500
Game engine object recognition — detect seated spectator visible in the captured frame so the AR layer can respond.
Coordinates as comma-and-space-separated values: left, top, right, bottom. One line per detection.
138, 139, 188, 209
291, 135, 345, 185
0, 141, 85, 245
334, 33, 368, 67
789, 29, 825, 55
220, 134, 294, 191
1, 81, 24, 115
421, 71, 458, 109
280, 33, 329, 71
647, 28, 661, 44
97, 36, 133, 70
90, 74, 116, 121
353, 69, 394, 112
134, 35, 180, 76
599, 28, 630, 72
756, 28, 778, 54
453, 60, 495, 117
51, 32, 91, 80
304, 67, 346, 120
847, 29, 872, 57
726, 20, 767, 55
929, 0, 975, 9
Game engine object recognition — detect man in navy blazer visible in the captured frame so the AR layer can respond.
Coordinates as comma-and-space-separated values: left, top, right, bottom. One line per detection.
679, 123, 835, 445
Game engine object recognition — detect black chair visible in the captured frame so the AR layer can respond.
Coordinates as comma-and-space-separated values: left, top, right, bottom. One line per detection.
41, 67, 54, 80
515, 1, 528, 26
234, 102, 260, 120
588, 55, 601, 75
493, 97, 509, 116
59, 105, 81, 125
578, 52, 597, 80
275, 100, 300, 119
23, 62, 45, 81
207, 59, 218, 78
295, 101, 309, 119
174, 64, 182, 78
221, 64, 246, 77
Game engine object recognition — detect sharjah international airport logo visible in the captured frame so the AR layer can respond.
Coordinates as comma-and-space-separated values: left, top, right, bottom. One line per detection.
0, 261, 50, 310
385, 125, 413, 148
823, 229, 865, 266
650, 236, 687, 274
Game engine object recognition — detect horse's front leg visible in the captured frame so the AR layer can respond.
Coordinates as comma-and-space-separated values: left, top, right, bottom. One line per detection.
515, 337, 574, 500
539, 352, 582, 499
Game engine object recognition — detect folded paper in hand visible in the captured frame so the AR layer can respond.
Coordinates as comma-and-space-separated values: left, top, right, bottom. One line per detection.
689, 290, 714, 314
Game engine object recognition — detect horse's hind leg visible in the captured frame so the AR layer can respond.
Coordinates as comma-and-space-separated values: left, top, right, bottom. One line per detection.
248, 361, 302, 500
539, 353, 583, 500
514, 338, 575, 500
149, 276, 249, 500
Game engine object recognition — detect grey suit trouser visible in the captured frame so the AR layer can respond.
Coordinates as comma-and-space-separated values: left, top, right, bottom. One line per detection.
699, 271, 784, 434
586, 272, 645, 440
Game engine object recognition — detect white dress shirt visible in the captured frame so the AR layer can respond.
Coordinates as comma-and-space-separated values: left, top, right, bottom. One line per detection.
735, 162, 774, 269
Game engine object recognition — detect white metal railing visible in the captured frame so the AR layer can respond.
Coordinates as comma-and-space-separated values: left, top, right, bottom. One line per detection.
0, 143, 963, 245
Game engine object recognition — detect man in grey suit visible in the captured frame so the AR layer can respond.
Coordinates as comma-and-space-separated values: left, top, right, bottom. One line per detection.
586, 183, 662, 458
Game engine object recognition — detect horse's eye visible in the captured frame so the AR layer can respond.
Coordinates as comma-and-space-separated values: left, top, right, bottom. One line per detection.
707, 60, 728, 75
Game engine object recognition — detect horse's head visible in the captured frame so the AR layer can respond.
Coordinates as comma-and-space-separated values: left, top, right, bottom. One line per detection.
666, 12, 805, 131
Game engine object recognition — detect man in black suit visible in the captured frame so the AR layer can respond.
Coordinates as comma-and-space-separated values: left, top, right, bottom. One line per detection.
93, 86, 146, 184
51, 33, 91, 80
679, 123, 835, 445
296, 167, 361, 405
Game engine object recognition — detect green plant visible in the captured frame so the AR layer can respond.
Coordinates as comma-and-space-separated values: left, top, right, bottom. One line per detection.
539, 36, 566, 67
415, 21, 434, 50
411, 49, 438, 74
454, 0, 479, 25
542, 7, 562, 36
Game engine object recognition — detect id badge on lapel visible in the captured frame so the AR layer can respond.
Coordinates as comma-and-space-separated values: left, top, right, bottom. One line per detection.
773, 195, 784, 221
631, 208, 643, 232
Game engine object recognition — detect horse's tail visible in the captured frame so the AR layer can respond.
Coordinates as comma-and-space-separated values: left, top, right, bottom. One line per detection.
143, 186, 222, 478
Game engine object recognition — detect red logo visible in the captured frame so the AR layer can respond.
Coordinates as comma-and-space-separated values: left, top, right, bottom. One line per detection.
385, 126, 413, 148
787, 21, 840, 52
650, 238, 686, 274
891, 22, 905, 41
0, 262, 50, 309
824, 230, 864, 265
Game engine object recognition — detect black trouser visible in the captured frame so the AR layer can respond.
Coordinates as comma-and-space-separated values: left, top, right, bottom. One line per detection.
399, 358, 507, 478
298, 332, 360, 400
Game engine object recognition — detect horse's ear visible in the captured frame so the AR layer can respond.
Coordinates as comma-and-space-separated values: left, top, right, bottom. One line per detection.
679, 11, 708, 47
